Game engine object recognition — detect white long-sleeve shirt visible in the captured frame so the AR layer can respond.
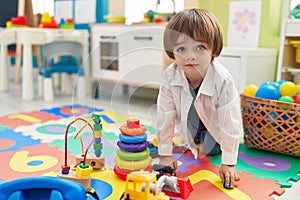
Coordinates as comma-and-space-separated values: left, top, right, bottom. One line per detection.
156, 60, 244, 165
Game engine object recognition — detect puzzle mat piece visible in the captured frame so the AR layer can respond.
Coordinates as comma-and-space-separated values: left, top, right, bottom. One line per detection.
15, 118, 80, 143
209, 144, 300, 188
50, 135, 118, 167
0, 125, 7, 131
176, 154, 285, 200
14, 110, 128, 143
188, 170, 284, 200
40, 104, 104, 118
273, 178, 300, 200
0, 110, 61, 129
41, 105, 153, 133
0, 128, 41, 153
0, 143, 75, 182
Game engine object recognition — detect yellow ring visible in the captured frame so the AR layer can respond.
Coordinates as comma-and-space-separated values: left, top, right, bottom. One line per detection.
114, 155, 152, 171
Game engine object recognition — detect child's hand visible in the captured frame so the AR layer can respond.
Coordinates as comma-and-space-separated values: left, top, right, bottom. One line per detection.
159, 156, 178, 170
219, 164, 240, 188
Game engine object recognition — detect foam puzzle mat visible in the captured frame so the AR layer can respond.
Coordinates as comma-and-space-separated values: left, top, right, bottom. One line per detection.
0, 104, 299, 199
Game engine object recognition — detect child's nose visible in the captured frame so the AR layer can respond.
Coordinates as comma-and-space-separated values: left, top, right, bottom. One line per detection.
187, 53, 196, 61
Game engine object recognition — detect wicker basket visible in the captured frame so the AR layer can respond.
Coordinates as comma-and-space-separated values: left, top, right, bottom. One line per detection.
240, 94, 300, 157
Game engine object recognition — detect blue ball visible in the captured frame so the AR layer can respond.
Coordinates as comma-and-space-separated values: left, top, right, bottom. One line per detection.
255, 85, 280, 100
277, 79, 287, 86
259, 81, 271, 87
266, 112, 277, 126
270, 82, 280, 89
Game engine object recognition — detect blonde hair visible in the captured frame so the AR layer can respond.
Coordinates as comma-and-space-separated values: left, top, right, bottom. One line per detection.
164, 8, 223, 59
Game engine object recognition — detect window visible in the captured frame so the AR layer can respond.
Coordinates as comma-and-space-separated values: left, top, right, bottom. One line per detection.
125, 0, 184, 24
31, 0, 54, 16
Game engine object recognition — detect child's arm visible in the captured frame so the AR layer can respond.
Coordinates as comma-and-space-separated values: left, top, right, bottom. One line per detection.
159, 155, 178, 170
219, 164, 240, 188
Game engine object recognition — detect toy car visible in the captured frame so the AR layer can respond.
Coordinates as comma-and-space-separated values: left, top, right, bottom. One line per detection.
120, 171, 169, 200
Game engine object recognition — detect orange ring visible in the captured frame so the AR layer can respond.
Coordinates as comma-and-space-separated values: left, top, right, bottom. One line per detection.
119, 125, 146, 136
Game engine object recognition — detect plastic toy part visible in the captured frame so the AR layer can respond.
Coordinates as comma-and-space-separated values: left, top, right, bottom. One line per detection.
114, 155, 152, 171
117, 148, 150, 161
117, 140, 149, 152
119, 119, 147, 136
114, 165, 153, 180
223, 179, 233, 189
127, 119, 140, 128
0, 176, 87, 200
120, 171, 169, 200
119, 132, 147, 143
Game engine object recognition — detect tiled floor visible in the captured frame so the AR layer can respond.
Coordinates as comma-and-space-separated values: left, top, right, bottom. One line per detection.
1, 75, 299, 199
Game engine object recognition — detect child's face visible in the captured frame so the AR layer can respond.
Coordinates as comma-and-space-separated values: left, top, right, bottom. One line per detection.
173, 34, 213, 77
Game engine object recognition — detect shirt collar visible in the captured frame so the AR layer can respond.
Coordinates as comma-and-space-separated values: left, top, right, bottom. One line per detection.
170, 62, 215, 97
199, 62, 214, 96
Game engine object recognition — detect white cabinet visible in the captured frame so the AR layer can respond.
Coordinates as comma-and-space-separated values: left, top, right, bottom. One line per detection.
90, 23, 166, 89
217, 47, 277, 93
90, 24, 277, 95
276, 19, 300, 83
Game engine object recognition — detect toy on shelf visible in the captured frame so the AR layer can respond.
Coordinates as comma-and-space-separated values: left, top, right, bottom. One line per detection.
39, 12, 58, 28
57, 113, 104, 199
59, 18, 75, 29
6, 16, 27, 28
120, 171, 169, 200
114, 119, 152, 180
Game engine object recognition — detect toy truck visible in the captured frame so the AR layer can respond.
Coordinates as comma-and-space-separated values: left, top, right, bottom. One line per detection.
120, 171, 169, 200
153, 164, 193, 199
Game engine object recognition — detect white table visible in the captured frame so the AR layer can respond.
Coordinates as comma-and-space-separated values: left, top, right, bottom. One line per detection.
0, 28, 90, 100
0, 28, 16, 92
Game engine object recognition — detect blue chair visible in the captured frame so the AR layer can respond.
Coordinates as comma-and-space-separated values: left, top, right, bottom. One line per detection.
38, 41, 85, 101
0, 176, 87, 200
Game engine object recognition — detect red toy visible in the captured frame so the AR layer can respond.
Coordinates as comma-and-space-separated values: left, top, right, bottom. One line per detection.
162, 177, 193, 199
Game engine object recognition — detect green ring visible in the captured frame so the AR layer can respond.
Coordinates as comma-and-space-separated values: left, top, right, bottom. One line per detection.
117, 148, 150, 161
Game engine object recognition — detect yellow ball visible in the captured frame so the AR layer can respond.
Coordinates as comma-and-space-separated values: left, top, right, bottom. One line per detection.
243, 84, 258, 97
296, 84, 300, 93
279, 81, 297, 97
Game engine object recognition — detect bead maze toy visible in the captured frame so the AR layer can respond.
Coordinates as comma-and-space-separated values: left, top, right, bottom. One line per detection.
75, 113, 105, 170
57, 113, 104, 198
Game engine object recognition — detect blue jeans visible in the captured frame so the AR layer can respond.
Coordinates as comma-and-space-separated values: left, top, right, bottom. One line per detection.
194, 130, 221, 155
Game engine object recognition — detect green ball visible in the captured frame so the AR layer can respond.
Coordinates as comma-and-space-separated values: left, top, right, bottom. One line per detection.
278, 96, 295, 110
278, 96, 295, 103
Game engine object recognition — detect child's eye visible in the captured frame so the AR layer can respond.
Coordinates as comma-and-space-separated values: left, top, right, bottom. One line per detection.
176, 47, 185, 53
196, 45, 206, 51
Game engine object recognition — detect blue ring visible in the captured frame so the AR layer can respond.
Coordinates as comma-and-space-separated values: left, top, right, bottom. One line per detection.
119, 133, 147, 144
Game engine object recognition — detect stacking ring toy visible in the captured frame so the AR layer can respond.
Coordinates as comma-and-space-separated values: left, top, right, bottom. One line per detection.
119, 125, 146, 136
114, 156, 152, 171
117, 140, 149, 152
113, 165, 153, 180
117, 148, 150, 161
119, 133, 147, 143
